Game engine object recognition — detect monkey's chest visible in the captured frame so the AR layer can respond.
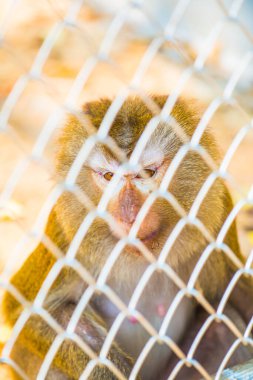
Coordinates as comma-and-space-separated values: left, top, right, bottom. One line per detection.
93, 284, 194, 379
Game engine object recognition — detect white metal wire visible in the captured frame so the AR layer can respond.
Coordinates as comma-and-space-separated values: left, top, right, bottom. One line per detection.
0, 0, 253, 379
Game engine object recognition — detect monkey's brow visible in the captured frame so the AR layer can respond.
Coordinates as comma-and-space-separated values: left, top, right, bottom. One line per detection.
140, 147, 165, 168
86, 150, 119, 171
84, 138, 166, 170
83, 121, 173, 170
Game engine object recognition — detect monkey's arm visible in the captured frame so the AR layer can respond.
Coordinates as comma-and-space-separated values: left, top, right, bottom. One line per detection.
2, 210, 137, 379
162, 188, 253, 379
3, 209, 61, 325
222, 222, 253, 325
9, 303, 136, 379
162, 304, 253, 380
222, 197, 253, 324
198, 185, 253, 325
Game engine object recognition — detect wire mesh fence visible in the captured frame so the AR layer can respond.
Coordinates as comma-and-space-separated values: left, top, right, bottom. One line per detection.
0, 0, 253, 379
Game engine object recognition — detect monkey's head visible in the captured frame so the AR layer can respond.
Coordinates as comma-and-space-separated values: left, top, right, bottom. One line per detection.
55, 95, 229, 271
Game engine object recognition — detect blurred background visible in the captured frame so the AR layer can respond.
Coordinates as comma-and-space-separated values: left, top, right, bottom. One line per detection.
0, 0, 253, 313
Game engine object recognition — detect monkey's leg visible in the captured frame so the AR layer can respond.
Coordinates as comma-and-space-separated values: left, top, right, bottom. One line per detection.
162, 304, 253, 380
229, 274, 253, 324
10, 303, 138, 380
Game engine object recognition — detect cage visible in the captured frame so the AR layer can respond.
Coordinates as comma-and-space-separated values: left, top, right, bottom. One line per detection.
0, 1, 253, 379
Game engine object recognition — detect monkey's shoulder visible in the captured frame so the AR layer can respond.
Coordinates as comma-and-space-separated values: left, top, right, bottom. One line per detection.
2, 244, 56, 325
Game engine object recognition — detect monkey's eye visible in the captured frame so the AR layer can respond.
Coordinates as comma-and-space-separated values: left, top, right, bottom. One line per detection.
103, 171, 114, 181
136, 169, 156, 179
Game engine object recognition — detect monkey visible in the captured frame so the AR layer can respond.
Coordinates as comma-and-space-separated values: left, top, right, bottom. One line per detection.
2, 95, 253, 380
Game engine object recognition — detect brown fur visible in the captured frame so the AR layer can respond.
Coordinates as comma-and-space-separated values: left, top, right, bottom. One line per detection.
2, 95, 253, 379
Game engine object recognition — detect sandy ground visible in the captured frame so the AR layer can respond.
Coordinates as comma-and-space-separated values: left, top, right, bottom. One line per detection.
0, 1, 252, 377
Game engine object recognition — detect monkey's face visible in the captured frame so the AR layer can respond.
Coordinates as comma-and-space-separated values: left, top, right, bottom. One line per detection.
87, 145, 177, 249
56, 96, 224, 264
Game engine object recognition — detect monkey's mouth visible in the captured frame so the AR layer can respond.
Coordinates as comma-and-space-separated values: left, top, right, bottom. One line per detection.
111, 223, 160, 244
140, 229, 160, 242
109, 217, 161, 246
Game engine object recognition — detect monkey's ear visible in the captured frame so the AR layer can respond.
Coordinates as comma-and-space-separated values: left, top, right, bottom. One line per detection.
82, 98, 112, 130
151, 94, 200, 132
54, 99, 113, 178
56, 114, 86, 160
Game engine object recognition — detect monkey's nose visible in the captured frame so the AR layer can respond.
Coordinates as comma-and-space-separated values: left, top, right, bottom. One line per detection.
118, 182, 142, 226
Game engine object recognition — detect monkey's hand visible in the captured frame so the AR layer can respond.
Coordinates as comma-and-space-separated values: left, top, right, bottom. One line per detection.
229, 272, 253, 324
161, 304, 253, 380
8, 302, 139, 379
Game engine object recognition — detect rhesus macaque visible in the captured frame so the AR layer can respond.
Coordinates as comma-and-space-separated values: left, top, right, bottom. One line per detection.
2, 95, 253, 379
